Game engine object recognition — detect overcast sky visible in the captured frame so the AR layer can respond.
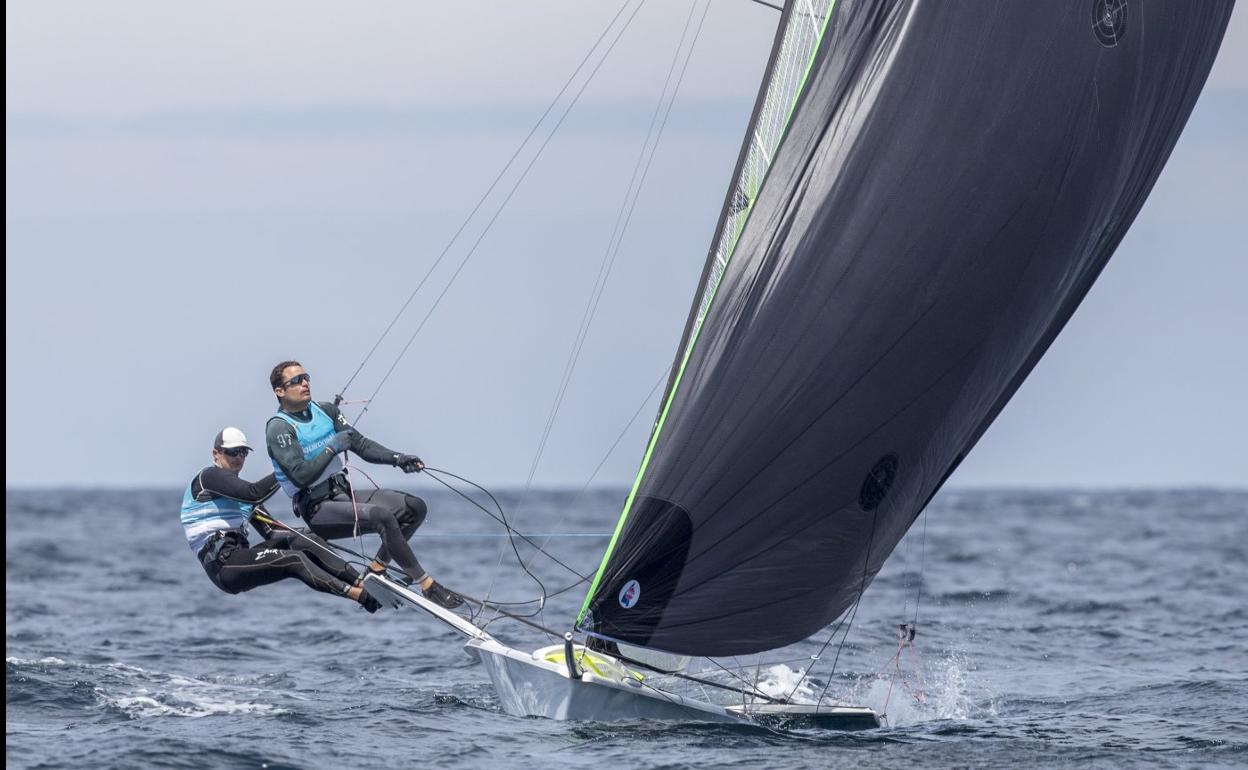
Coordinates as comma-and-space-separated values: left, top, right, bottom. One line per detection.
7, 1, 1246, 489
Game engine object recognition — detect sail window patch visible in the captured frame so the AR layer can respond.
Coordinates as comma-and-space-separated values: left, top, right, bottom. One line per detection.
1092, 0, 1128, 48
858, 453, 900, 512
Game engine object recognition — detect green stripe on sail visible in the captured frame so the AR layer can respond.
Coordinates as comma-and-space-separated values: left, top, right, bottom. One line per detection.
577, 0, 841, 627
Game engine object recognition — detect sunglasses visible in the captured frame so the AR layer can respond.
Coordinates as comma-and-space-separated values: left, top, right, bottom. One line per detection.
220, 447, 251, 458
281, 373, 311, 388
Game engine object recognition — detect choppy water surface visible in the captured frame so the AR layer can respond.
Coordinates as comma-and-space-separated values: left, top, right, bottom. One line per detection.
6, 488, 1246, 768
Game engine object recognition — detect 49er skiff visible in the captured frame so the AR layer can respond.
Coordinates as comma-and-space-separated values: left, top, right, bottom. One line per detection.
366, 0, 1229, 726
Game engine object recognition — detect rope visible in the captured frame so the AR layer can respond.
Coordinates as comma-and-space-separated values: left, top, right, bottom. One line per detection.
423, 467, 590, 583
248, 515, 565, 637
782, 599, 855, 703
250, 510, 378, 578
256, 499, 785, 707
596, 642, 784, 704
518, 0, 706, 500
877, 627, 926, 724
914, 512, 928, 626
780, 505, 881, 708
340, 453, 366, 557
505, 0, 712, 634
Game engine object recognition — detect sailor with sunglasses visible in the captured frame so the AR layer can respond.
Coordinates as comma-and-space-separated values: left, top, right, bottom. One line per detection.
180, 426, 381, 612
264, 360, 463, 610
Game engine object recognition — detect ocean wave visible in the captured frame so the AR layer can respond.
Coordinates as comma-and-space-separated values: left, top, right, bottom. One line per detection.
7, 655, 294, 721
102, 691, 288, 719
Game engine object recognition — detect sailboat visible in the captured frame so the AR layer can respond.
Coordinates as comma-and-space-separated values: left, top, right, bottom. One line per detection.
362, 0, 1232, 726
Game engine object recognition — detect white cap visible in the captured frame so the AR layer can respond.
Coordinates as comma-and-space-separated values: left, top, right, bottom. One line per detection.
214, 426, 253, 451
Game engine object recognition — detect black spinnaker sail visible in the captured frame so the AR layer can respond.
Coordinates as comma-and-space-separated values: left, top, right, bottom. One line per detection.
577, 0, 1233, 656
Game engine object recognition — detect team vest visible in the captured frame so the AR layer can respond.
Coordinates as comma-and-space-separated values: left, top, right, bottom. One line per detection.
179, 476, 253, 553
270, 402, 344, 497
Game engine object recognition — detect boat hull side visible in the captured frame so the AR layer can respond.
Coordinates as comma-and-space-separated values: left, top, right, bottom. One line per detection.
464, 638, 741, 723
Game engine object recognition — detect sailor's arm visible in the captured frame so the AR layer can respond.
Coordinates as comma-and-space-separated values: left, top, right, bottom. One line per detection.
249, 504, 277, 538
265, 417, 339, 488
197, 466, 279, 504
319, 402, 407, 466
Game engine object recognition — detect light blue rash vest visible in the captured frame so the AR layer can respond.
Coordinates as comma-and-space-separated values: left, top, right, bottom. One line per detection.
270, 402, 344, 497
179, 477, 253, 553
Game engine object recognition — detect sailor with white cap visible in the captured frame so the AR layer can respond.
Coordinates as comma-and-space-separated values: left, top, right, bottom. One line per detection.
179, 426, 380, 611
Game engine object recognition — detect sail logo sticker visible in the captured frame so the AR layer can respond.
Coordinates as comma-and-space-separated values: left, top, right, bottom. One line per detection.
859, 453, 900, 512
1091, 0, 1128, 48
618, 580, 641, 609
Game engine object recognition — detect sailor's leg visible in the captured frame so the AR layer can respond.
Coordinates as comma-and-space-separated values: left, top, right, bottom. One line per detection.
213, 540, 355, 597
355, 489, 427, 560
307, 495, 429, 585
267, 529, 363, 586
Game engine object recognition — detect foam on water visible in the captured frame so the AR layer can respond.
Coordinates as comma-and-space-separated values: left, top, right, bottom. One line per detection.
105, 692, 288, 719
744, 646, 994, 727
7, 656, 70, 666
850, 650, 996, 726
7, 655, 292, 720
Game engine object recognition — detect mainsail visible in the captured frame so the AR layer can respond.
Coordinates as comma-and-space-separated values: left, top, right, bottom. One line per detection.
578, 0, 1233, 656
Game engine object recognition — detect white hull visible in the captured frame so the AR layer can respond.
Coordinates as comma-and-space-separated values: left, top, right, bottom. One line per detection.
363, 574, 878, 728
465, 637, 741, 723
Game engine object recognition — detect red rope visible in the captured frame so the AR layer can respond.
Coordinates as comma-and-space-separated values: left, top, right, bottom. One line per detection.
879, 638, 906, 722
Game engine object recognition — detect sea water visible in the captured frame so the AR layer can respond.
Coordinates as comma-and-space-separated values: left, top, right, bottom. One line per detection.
6, 488, 1245, 768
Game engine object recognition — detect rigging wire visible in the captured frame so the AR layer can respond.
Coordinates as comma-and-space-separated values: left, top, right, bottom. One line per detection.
703, 656, 773, 699
315, 366, 670, 623
518, 0, 705, 500
914, 511, 928, 626
480, 0, 712, 625
521, 1, 713, 631
252, 508, 574, 622
352, 0, 648, 425
419, 368, 669, 619
517, 365, 670, 610
594, 642, 784, 704
573, 367, 670, 495
319, 3, 863, 707
781, 598, 855, 703
314, 0, 713, 645
779, 504, 880, 707
813, 507, 881, 711
256, 482, 792, 707
335, 0, 639, 404
256, 499, 786, 707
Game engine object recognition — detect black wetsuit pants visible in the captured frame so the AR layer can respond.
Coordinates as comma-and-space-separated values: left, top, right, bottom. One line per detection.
201, 530, 361, 597
304, 489, 429, 584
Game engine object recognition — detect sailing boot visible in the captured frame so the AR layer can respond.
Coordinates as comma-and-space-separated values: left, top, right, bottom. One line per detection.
357, 591, 382, 614
422, 580, 464, 610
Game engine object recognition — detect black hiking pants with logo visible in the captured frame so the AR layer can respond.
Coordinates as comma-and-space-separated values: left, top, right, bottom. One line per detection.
200, 529, 360, 597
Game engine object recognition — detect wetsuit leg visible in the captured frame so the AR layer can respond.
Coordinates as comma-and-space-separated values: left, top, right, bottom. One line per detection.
210, 538, 353, 596
354, 489, 427, 565
266, 530, 362, 587
306, 492, 429, 584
